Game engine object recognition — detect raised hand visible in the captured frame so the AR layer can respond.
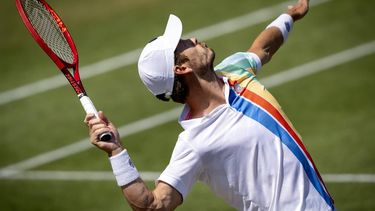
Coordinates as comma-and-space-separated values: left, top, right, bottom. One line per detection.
287, 0, 310, 21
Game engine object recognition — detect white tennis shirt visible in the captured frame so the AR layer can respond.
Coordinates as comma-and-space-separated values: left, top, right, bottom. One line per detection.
158, 52, 335, 211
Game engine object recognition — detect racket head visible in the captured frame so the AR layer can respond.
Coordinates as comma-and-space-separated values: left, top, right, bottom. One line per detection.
16, 0, 111, 142
16, 0, 85, 94
16, 0, 78, 68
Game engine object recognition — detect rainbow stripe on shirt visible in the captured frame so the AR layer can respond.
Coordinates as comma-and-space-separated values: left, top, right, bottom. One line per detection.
215, 52, 335, 209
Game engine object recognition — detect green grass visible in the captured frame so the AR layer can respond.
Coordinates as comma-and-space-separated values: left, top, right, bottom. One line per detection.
0, 0, 374, 210
327, 183, 375, 211
272, 55, 375, 174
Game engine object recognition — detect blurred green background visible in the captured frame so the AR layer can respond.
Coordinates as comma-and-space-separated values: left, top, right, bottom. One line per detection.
0, 0, 374, 210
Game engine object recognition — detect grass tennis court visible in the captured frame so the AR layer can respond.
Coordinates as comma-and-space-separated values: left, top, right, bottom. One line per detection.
1, 0, 374, 210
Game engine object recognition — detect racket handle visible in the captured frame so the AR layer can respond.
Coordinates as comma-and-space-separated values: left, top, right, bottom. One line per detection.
99, 132, 112, 142
80, 95, 113, 142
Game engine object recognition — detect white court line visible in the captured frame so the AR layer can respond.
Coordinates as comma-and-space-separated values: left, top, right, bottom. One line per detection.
1, 170, 375, 183
261, 41, 375, 87
0, 170, 160, 182
0, 107, 181, 178
0, 0, 330, 106
323, 174, 375, 183
0, 40, 374, 178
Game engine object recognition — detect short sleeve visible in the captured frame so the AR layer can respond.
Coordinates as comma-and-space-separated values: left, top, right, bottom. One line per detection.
215, 52, 262, 84
157, 137, 203, 199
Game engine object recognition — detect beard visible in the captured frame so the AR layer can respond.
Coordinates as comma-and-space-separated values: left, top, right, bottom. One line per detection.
207, 47, 216, 68
194, 48, 216, 81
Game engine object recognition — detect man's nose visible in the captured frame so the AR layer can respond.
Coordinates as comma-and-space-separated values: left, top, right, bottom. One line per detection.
190, 37, 198, 45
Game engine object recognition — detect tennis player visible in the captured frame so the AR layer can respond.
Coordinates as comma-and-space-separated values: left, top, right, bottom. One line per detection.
85, 0, 335, 210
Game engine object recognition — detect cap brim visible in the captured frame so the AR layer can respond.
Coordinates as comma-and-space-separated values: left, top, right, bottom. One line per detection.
163, 14, 182, 50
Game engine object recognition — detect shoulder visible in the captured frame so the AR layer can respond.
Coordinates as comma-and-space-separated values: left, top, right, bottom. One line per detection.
215, 52, 262, 75
158, 135, 204, 199
170, 134, 201, 162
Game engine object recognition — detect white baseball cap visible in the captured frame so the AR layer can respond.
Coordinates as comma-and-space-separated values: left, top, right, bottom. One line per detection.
138, 14, 183, 97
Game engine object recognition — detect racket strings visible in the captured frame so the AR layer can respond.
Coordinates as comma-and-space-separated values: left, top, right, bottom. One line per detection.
21, 0, 74, 64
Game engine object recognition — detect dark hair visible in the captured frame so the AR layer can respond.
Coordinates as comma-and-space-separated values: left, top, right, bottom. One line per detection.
156, 53, 190, 104
170, 74, 188, 104
155, 93, 170, 102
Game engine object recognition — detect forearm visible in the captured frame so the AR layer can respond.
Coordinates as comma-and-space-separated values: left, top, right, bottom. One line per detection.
122, 179, 181, 211
248, 26, 284, 65
248, 0, 309, 65
84, 113, 181, 209
248, 14, 293, 65
122, 179, 158, 210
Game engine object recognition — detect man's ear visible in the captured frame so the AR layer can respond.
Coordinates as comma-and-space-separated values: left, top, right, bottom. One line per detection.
174, 64, 192, 75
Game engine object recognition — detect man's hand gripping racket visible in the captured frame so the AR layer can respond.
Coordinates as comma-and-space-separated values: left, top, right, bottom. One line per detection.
16, 0, 112, 142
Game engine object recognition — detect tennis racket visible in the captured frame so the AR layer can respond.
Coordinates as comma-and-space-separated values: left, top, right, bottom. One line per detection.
16, 0, 112, 142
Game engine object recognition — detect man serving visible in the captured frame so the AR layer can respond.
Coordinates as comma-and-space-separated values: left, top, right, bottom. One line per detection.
85, 0, 335, 210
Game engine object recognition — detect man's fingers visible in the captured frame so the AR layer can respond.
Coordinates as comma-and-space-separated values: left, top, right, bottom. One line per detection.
92, 127, 111, 139
85, 112, 110, 126
98, 111, 110, 124
84, 113, 96, 125
91, 122, 108, 132
91, 127, 111, 143
287, 0, 309, 21
86, 115, 109, 130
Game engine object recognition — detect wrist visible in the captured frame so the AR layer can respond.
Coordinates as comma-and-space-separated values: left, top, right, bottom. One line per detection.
266, 14, 294, 42
109, 149, 140, 186
287, 12, 297, 22
108, 146, 124, 157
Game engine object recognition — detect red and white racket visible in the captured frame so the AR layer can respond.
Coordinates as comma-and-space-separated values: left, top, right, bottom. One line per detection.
16, 0, 112, 141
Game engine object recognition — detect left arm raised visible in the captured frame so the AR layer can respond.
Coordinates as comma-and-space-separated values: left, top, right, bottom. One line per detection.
248, 0, 309, 65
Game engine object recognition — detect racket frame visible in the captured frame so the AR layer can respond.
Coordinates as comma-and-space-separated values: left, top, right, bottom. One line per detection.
16, 0, 85, 95
16, 0, 112, 141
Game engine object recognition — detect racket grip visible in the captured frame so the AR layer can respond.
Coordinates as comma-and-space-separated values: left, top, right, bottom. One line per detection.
99, 132, 112, 142
80, 95, 113, 142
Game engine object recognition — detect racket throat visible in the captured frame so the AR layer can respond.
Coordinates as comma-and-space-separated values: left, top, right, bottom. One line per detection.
62, 68, 86, 95
77, 93, 86, 98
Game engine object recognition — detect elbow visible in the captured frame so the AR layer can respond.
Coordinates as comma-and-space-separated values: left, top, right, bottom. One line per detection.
122, 179, 181, 211
123, 187, 156, 210
127, 192, 174, 211
261, 51, 272, 65
248, 47, 271, 65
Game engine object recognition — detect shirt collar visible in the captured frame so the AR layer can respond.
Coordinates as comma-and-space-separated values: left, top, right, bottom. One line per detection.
178, 77, 230, 130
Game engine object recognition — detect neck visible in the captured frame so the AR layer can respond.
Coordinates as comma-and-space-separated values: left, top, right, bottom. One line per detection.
185, 71, 226, 119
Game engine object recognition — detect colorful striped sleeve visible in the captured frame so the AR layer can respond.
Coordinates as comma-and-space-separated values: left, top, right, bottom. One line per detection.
214, 52, 262, 83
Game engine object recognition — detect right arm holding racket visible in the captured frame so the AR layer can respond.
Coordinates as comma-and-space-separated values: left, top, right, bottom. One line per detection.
16, 0, 181, 209
84, 113, 183, 210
